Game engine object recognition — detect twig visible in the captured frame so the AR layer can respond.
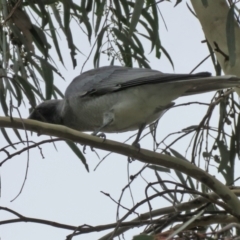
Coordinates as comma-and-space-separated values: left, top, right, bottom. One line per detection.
0, 138, 63, 166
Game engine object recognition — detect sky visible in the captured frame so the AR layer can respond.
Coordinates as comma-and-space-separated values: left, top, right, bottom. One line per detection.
0, 1, 230, 240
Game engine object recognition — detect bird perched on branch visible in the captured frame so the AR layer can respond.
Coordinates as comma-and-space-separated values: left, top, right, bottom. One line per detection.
29, 66, 240, 146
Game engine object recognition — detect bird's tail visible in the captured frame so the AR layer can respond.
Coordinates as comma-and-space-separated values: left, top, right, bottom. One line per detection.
182, 75, 240, 96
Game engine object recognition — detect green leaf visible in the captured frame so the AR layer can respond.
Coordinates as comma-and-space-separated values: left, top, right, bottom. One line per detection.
31, 25, 50, 58
112, 28, 141, 56
175, 0, 182, 7
132, 33, 144, 54
47, 11, 64, 64
79, 3, 92, 42
130, 4, 160, 55
15, 75, 36, 107
94, 25, 108, 67
37, 1, 49, 28
1, 128, 15, 149
161, 45, 174, 70
155, 37, 161, 59
132, 235, 154, 240
150, 0, 159, 29
169, 148, 188, 161
66, 29, 77, 68
110, 57, 115, 65
218, 99, 226, 132
63, 0, 70, 31
62, 0, 77, 68
186, 176, 195, 190
65, 140, 89, 171
134, 54, 150, 68
116, 42, 129, 66
236, 113, 240, 158
94, 0, 106, 35
86, 0, 93, 12
53, 86, 64, 98
148, 164, 171, 173
51, 4, 64, 29
113, 0, 123, 29
122, 44, 132, 67
40, 60, 54, 100
129, 0, 144, 37
11, 79, 23, 107
155, 170, 177, 203
229, 131, 236, 181
217, 140, 230, 174
13, 128, 23, 142
169, 148, 194, 189
0, 77, 9, 116
226, 4, 236, 66
120, 0, 130, 21
138, 20, 155, 51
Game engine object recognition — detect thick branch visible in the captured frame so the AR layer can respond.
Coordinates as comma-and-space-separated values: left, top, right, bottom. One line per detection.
1, 117, 240, 217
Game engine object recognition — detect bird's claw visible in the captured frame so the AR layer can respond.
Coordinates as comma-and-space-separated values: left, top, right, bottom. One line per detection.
83, 132, 106, 153
128, 156, 135, 162
132, 141, 141, 151
96, 132, 106, 140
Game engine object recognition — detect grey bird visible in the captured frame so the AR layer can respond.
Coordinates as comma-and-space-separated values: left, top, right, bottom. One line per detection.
29, 66, 240, 145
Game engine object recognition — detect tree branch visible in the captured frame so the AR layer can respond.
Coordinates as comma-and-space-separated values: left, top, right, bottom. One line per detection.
1, 116, 240, 217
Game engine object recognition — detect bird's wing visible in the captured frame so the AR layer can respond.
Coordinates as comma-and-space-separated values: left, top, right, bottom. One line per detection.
65, 66, 211, 98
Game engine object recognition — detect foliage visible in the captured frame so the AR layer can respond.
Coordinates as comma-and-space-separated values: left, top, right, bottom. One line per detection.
0, 0, 164, 115
1, 0, 240, 240
0, 0, 166, 167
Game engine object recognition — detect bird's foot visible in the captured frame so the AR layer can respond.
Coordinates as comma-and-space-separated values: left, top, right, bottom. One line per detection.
132, 141, 141, 151
128, 156, 135, 162
95, 132, 106, 140
83, 132, 106, 153
83, 132, 106, 154
129, 141, 141, 162
92, 131, 106, 141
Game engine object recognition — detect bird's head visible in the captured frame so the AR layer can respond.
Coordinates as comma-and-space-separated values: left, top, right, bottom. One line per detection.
28, 99, 63, 125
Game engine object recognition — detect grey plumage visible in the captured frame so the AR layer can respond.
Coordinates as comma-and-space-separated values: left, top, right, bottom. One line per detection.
29, 66, 240, 144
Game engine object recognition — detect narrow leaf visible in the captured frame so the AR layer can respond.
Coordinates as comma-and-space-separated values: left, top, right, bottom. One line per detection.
94, 0, 106, 34
161, 45, 174, 69
217, 140, 230, 174
133, 235, 154, 240
129, 0, 144, 37
1, 128, 15, 149
0, 78, 8, 116
155, 170, 177, 203
16, 75, 36, 107
226, 4, 236, 66
47, 11, 64, 64
40, 60, 54, 100
65, 140, 89, 172
94, 25, 108, 67
148, 165, 171, 173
